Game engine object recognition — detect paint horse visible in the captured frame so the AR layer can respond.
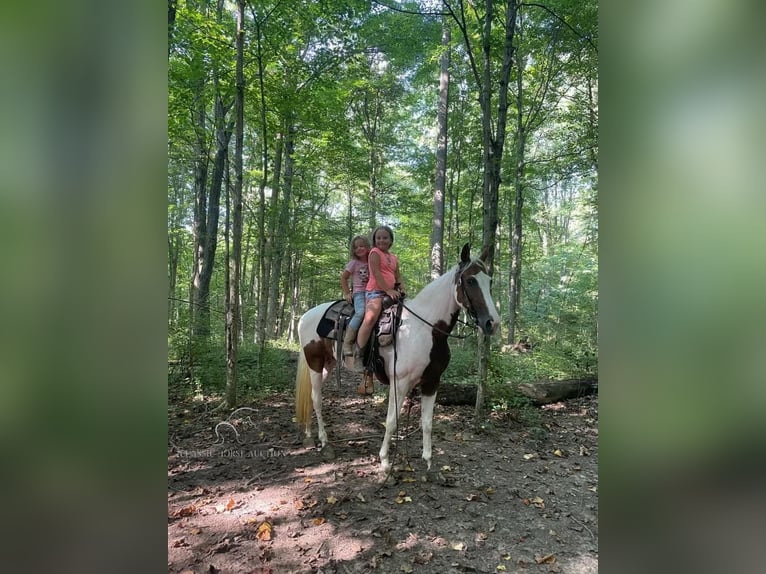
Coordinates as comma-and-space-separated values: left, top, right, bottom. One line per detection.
295, 243, 500, 472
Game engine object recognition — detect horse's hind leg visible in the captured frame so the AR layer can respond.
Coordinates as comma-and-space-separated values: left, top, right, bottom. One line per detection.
310, 372, 328, 448
420, 393, 437, 470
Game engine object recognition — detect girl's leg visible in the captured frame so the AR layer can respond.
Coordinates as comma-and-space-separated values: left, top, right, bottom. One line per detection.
356, 297, 382, 349
349, 292, 366, 330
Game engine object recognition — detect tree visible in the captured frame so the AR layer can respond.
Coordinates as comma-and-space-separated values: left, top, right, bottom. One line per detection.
224, 0, 245, 409
447, 0, 519, 416
431, 19, 450, 279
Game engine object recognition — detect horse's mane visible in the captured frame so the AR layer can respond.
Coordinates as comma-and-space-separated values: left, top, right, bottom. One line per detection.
410, 262, 460, 303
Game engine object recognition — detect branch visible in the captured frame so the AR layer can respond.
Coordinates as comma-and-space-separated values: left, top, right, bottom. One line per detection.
371, 0, 449, 16
520, 2, 598, 53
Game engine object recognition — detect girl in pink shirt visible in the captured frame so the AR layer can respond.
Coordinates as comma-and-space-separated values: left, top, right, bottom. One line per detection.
340, 235, 370, 358
356, 225, 405, 394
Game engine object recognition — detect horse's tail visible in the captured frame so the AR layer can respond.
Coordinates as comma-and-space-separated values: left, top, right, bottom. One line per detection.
295, 350, 313, 430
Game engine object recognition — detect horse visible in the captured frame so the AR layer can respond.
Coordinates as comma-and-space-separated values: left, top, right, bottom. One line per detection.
294, 243, 500, 472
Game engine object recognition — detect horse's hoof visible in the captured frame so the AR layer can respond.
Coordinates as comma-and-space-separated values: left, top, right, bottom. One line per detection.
302, 436, 316, 448
320, 444, 335, 460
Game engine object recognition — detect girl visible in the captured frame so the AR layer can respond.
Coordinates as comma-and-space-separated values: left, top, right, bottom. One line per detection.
340, 235, 371, 360
356, 225, 405, 394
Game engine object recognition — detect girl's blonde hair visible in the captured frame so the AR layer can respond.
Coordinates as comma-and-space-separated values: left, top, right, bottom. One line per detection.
349, 234, 371, 258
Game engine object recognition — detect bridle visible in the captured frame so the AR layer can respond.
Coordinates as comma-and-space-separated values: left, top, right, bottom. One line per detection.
400, 261, 485, 340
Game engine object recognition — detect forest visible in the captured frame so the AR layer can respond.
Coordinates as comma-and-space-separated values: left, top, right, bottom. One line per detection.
168, 1, 598, 571
167, 0, 597, 409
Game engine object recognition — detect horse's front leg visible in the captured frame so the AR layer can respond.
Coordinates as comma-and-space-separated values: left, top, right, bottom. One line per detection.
379, 382, 409, 472
419, 392, 437, 470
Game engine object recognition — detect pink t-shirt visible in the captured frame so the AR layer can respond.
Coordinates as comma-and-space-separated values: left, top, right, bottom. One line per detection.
366, 247, 398, 292
344, 258, 369, 294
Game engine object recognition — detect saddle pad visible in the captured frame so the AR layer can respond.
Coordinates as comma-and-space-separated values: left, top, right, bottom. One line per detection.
317, 300, 354, 338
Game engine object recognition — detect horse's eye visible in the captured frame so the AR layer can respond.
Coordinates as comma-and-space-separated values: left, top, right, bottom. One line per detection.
467, 277, 477, 286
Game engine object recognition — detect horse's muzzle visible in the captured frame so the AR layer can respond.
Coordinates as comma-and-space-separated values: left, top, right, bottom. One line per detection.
480, 316, 499, 336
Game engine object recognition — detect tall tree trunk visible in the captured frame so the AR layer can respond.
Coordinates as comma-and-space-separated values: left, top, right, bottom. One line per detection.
254, 18, 269, 345
431, 20, 450, 280
226, 0, 245, 409
193, 88, 234, 338
190, 77, 209, 339
508, 47, 525, 346
168, 0, 177, 54
472, 0, 518, 418
267, 122, 295, 337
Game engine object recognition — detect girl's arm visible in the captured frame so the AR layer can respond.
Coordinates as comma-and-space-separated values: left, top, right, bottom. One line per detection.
341, 269, 352, 301
369, 251, 394, 293
394, 263, 405, 295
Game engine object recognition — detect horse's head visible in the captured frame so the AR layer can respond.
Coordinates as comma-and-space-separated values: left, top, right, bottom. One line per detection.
456, 243, 501, 336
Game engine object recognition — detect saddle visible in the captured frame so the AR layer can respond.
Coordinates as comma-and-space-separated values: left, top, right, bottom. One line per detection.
316, 300, 354, 339
361, 296, 404, 386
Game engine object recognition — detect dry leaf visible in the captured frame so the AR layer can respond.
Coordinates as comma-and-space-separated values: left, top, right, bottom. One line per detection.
414, 550, 433, 564
312, 517, 325, 526
255, 521, 272, 541
485, 487, 495, 495
225, 498, 235, 511
326, 495, 337, 505
553, 449, 563, 457
356, 493, 366, 503
294, 500, 304, 510
523, 453, 538, 461
531, 496, 545, 508
174, 504, 197, 517
535, 553, 556, 564
451, 542, 465, 551
496, 566, 507, 571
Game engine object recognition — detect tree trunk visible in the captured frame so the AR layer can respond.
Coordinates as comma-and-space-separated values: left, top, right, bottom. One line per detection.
463, 0, 517, 419
226, 0, 245, 409
254, 18, 269, 345
267, 122, 294, 336
508, 47, 525, 345
430, 20, 450, 280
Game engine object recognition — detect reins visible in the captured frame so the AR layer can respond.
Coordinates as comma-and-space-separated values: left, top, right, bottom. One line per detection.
383, 263, 482, 476
399, 264, 483, 339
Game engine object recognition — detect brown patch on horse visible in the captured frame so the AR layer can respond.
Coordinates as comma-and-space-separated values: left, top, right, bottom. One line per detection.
419, 313, 459, 396
303, 338, 335, 373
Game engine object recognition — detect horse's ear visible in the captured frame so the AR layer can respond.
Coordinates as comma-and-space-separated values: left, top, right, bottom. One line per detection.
460, 243, 471, 263
479, 244, 491, 262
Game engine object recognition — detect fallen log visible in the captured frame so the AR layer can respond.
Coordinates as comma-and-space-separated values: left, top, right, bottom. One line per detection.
517, 378, 598, 405
434, 382, 478, 406
425, 378, 598, 407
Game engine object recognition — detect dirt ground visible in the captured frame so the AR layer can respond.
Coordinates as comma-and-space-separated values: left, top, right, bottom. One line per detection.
168, 369, 598, 574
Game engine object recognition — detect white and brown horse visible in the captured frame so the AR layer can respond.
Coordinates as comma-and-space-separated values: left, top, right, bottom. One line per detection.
295, 243, 500, 471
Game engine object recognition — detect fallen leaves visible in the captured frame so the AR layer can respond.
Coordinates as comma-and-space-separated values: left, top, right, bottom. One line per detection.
395, 490, 412, 504
535, 553, 557, 564
523, 495, 546, 509
173, 504, 197, 518
255, 521, 273, 541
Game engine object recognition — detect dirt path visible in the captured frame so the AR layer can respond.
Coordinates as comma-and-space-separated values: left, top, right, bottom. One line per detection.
168, 372, 598, 574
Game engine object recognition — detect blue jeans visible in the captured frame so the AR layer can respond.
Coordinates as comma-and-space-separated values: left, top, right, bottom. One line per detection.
349, 291, 366, 330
